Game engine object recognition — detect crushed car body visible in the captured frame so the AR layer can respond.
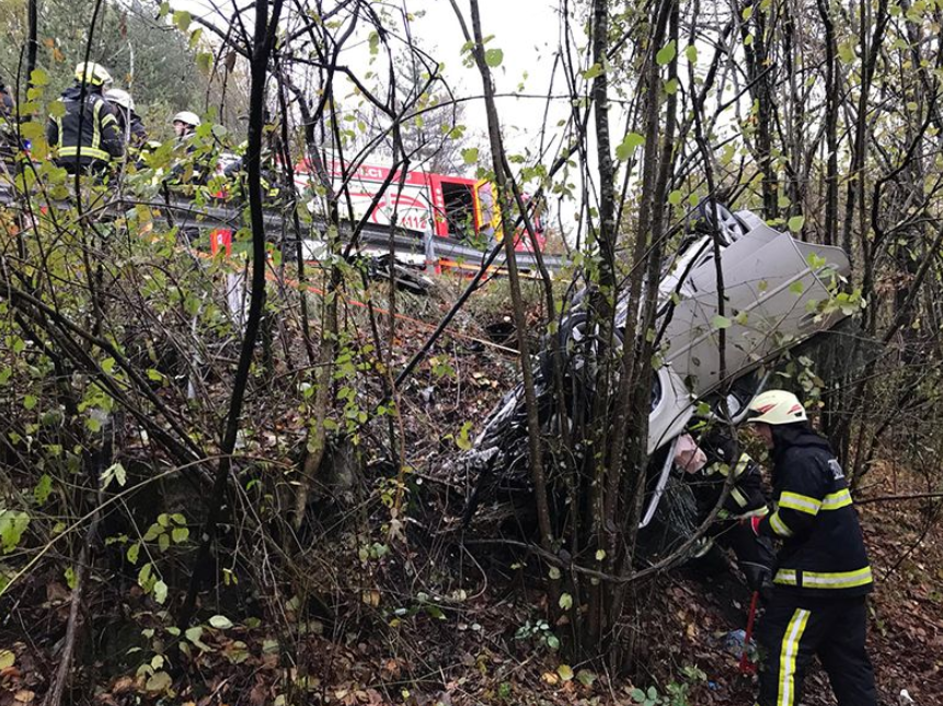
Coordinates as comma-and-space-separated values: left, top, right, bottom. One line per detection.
463, 204, 852, 530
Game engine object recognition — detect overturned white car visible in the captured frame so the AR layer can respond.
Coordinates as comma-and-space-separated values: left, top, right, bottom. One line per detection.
463, 203, 852, 530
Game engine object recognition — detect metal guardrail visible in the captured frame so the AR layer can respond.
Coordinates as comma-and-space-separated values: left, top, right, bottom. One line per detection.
1, 187, 567, 273
144, 197, 567, 274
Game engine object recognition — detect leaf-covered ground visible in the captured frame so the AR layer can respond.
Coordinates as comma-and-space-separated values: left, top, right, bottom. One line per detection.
1, 281, 941, 706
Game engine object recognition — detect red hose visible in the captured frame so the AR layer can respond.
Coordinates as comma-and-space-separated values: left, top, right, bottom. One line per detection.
739, 590, 760, 674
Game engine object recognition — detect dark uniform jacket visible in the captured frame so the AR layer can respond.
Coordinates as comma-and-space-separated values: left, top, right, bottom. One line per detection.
1, 84, 16, 166
758, 425, 873, 597
113, 108, 147, 147
46, 84, 124, 172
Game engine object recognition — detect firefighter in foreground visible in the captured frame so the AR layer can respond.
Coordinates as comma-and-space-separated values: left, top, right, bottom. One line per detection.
744, 390, 876, 706
46, 62, 124, 174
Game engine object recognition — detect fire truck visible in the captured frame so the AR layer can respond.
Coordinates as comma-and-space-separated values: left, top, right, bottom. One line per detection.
294, 158, 546, 269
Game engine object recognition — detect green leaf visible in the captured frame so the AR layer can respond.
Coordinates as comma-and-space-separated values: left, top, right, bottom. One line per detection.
64, 566, 76, 590
126, 542, 140, 565
145, 671, 173, 693
147, 368, 163, 382
548, 566, 562, 580
742, 5, 754, 20
462, 147, 479, 165
664, 78, 679, 94
34, 474, 52, 505
712, 315, 732, 329
30, 68, 49, 87
668, 190, 683, 206
582, 63, 603, 79
485, 48, 504, 68
656, 40, 677, 66
630, 687, 647, 702
153, 580, 168, 604
685, 44, 698, 63
188, 27, 203, 50
208, 614, 233, 630
0, 650, 14, 670
789, 281, 805, 296
101, 357, 116, 374
595, 549, 606, 561
0, 511, 30, 554
196, 51, 213, 74
171, 527, 189, 543
787, 215, 805, 232
559, 593, 573, 610
557, 664, 574, 681
576, 669, 596, 687
616, 132, 645, 161
173, 9, 191, 32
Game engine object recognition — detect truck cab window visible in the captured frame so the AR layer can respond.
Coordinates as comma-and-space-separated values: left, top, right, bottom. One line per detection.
441, 181, 476, 241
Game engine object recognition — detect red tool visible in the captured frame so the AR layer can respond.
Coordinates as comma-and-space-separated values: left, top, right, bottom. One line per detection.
739, 590, 760, 674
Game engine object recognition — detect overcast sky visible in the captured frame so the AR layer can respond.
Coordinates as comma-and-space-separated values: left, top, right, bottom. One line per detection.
179, 0, 578, 160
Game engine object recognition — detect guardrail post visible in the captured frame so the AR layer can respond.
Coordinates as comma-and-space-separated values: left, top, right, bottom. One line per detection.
424, 228, 440, 275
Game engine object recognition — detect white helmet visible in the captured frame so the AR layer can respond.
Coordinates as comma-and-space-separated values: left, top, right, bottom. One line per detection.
105, 88, 134, 112
75, 61, 113, 88
746, 390, 808, 426
172, 111, 201, 128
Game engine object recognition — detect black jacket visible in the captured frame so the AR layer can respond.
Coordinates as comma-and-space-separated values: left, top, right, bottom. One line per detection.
113, 107, 147, 147
46, 84, 124, 171
758, 424, 873, 597
1, 84, 16, 166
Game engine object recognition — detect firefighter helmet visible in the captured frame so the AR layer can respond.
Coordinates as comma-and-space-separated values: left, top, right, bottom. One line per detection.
105, 88, 134, 112
745, 390, 808, 426
75, 62, 113, 87
172, 111, 201, 128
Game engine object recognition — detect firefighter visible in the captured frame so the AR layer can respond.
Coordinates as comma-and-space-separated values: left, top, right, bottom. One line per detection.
1, 78, 16, 170
46, 62, 124, 174
678, 428, 774, 592
172, 110, 201, 140
0, 79, 13, 119
744, 390, 876, 706
104, 88, 147, 147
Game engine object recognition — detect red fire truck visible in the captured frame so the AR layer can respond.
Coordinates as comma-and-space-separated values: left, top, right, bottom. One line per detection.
294, 158, 546, 260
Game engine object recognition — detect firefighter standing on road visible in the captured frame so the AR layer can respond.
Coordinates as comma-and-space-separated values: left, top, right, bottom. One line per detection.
744, 390, 876, 706
46, 62, 124, 174
105, 88, 147, 147
1, 78, 17, 171
172, 111, 201, 140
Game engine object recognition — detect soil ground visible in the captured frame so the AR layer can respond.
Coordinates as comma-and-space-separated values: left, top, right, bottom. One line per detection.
1, 279, 941, 706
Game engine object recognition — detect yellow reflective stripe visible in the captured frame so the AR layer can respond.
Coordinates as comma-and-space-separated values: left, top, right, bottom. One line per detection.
821, 488, 852, 511
101, 113, 117, 127
779, 491, 822, 516
777, 608, 810, 706
59, 146, 111, 160
769, 510, 794, 537
803, 567, 872, 588
730, 505, 768, 520
731, 487, 749, 508
92, 99, 102, 151
773, 566, 873, 589
714, 453, 751, 478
